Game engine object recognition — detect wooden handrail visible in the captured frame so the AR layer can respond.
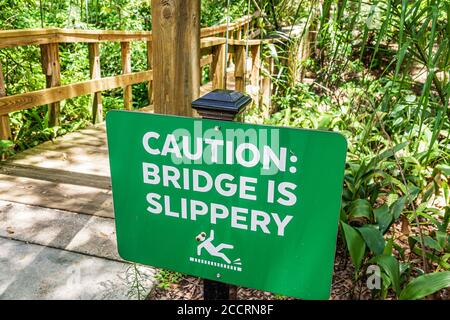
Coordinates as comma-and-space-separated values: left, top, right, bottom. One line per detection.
0, 12, 264, 141
0, 71, 153, 115
0, 13, 260, 49
200, 11, 260, 37
201, 37, 226, 49
0, 29, 153, 49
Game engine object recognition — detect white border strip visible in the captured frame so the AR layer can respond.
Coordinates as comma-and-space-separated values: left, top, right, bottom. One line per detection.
189, 257, 242, 272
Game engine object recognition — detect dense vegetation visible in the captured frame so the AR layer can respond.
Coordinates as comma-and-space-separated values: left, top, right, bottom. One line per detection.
0, 0, 242, 153
1, 0, 449, 300
251, 0, 450, 300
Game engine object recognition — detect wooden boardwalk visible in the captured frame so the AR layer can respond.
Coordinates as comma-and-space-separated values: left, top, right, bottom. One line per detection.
0, 10, 265, 299
0, 74, 241, 219
0, 124, 114, 217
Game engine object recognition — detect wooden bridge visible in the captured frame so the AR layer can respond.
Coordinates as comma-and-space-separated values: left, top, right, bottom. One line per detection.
0, 11, 271, 199
0, 7, 275, 298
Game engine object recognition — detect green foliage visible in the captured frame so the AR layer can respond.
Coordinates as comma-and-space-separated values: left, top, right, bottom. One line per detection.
0, 139, 15, 157
0, 0, 238, 157
371, 255, 401, 294
201, 0, 248, 26
155, 270, 183, 289
0, 1, 150, 155
1, 0, 448, 300
126, 263, 150, 300
399, 271, 450, 300
248, 0, 450, 300
341, 221, 366, 272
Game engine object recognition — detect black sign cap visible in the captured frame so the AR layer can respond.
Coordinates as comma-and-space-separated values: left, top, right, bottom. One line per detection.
191, 89, 252, 121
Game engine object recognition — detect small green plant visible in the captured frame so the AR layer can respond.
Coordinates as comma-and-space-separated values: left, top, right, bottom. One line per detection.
0, 140, 15, 158
155, 270, 184, 290
253, 0, 450, 300
125, 263, 150, 300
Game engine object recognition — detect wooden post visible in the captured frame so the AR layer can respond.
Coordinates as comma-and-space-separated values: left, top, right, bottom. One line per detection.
121, 42, 132, 110
88, 43, 103, 123
40, 43, 61, 127
151, 0, 200, 116
234, 45, 245, 92
0, 61, 12, 146
146, 40, 154, 106
243, 23, 249, 40
236, 26, 242, 41
211, 44, 226, 90
249, 45, 261, 102
250, 45, 261, 88
227, 28, 234, 66
261, 56, 274, 117
236, 27, 242, 40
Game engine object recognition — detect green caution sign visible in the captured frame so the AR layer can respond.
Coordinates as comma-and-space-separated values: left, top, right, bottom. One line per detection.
106, 110, 347, 299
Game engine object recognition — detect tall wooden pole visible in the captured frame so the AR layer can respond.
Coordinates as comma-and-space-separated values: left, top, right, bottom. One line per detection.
151, 0, 200, 116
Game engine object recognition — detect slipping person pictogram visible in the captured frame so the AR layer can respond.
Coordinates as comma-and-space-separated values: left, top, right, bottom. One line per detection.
196, 230, 234, 264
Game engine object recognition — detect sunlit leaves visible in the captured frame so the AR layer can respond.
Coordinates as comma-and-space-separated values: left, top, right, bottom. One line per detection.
341, 221, 366, 272
399, 271, 450, 300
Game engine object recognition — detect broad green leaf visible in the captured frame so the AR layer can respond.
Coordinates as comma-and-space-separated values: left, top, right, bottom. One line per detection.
380, 272, 391, 299
383, 237, 394, 256
341, 222, 366, 272
348, 199, 373, 223
405, 95, 416, 103
408, 236, 418, 251
390, 196, 407, 219
400, 272, 450, 300
386, 193, 398, 207
374, 204, 393, 234
370, 141, 409, 167
357, 225, 386, 255
371, 255, 401, 294
410, 236, 443, 252
438, 254, 450, 270
443, 207, 450, 231
436, 164, 450, 176
0, 140, 14, 149
317, 114, 332, 129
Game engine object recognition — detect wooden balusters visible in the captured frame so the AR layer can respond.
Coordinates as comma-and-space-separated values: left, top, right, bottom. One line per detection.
88, 43, 103, 123
227, 28, 234, 66
146, 40, 153, 106
0, 13, 262, 128
236, 26, 242, 41
243, 22, 249, 40
40, 43, 61, 127
234, 45, 246, 93
250, 45, 261, 88
260, 56, 274, 117
121, 42, 132, 110
211, 44, 226, 90
0, 61, 12, 154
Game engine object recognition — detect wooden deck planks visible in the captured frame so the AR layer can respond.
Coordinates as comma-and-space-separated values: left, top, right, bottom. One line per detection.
0, 174, 113, 218
0, 75, 240, 218
0, 122, 112, 217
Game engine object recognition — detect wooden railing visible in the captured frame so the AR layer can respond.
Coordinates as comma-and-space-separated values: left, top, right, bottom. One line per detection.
0, 12, 266, 142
